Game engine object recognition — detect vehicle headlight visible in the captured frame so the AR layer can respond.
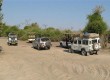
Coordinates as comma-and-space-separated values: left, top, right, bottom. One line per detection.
15, 38, 17, 41
9, 38, 11, 41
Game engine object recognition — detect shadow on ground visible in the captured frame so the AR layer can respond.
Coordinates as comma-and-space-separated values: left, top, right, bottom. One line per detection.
63, 49, 82, 55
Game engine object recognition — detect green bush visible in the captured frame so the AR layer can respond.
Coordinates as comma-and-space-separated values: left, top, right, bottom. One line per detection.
0, 23, 73, 41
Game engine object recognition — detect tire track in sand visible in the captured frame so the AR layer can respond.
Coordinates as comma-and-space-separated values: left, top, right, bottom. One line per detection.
41, 61, 110, 80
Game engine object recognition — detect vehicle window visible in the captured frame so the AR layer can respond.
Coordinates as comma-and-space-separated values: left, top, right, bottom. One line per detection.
38, 39, 40, 42
78, 40, 81, 44
35, 38, 37, 41
92, 39, 97, 44
9, 35, 17, 38
41, 38, 49, 41
82, 40, 88, 45
89, 41, 92, 44
98, 39, 100, 43
74, 40, 77, 44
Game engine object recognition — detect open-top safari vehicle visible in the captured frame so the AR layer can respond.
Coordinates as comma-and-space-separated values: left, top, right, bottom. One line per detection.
60, 33, 73, 48
28, 32, 36, 43
60, 32, 81, 48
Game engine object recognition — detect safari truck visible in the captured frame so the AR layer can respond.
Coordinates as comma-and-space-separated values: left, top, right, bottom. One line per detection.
28, 32, 35, 43
60, 33, 74, 48
69, 33, 101, 56
60, 32, 82, 48
7, 33, 18, 46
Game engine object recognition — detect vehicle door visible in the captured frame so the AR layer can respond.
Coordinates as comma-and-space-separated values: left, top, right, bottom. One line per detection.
77, 40, 82, 51
72, 40, 78, 50
33, 38, 36, 47
82, 40, 89, 51
34, 38, 38, 47
62, 38, 66, 47
37, 38, 41, 47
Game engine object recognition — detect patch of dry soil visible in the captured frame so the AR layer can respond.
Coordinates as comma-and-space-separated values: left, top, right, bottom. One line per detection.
0, 37, 110, 80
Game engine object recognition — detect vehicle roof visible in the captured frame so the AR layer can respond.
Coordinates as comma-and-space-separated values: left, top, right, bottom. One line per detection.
75, 37, 100, 40
8, 33, 17, 37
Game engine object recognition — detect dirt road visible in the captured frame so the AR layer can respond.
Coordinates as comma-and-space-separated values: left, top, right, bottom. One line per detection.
0, 37, 110, 80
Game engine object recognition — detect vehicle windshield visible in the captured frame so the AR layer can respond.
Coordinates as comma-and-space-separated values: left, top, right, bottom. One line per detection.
82, 40, 88, 45
92, 39, 97, 44
9, 35, 17, 38
41, 38, 49, 41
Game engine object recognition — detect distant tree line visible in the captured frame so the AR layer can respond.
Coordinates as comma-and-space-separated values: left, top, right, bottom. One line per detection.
0, 22, 73, 41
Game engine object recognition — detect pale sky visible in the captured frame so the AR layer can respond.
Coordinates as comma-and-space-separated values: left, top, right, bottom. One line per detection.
2, 0, 110, 30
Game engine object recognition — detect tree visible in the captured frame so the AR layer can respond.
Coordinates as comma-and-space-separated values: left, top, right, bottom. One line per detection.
0, 0, 3, 23
0, 0, 3, 36
24, 22, 40, 30
84, 6, 108, 48
5, 26, 19, 35
0, 23, 9, 36
84, 6, 108, 35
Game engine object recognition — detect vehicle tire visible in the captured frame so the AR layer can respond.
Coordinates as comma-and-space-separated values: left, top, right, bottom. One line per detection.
29, 41, 32, 43
48, 46, 50, 50
94, 51, 98, 55
32, 46, 35, 49
45, 46, 48, 50
89, 52, 93, 55
60, 43, 63, 47
0, 46, 2, 52
81, 49, 87, 56
8, 43, 11, 46
37, 45, 41, 50
16, 43, 18, 46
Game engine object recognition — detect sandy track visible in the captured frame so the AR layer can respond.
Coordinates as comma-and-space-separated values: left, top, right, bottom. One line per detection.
0, 37, 110, 80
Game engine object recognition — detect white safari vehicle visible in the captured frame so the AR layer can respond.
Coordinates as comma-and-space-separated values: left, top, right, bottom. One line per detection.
28, 32, 35, 43
28, 35, 35, 43
69, 33, 101, 56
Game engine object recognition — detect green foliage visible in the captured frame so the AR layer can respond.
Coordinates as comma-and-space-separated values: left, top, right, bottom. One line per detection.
24, 22, 40, 30
0, 0, 3, 7
62, 29, 73, 34
24, 26, 63, 41
17, 29, 27, 40
0, 21, 73, 41
0, 0, 3, 23
44, 27, 61, 41
5, 26, 19, 35
107, 29, 110, 34
0, 24, 9, 36
84, 6, 108, 35
106, 30, 110, 43
38, 27, 62, 41
0, 0, 3, 36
